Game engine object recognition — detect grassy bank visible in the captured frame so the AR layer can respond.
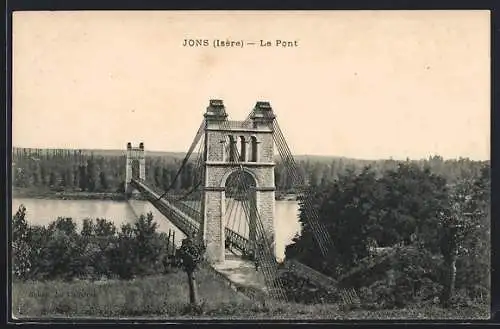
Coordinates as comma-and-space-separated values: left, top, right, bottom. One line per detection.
12, 267, 253, 319
12, 269, 489, 320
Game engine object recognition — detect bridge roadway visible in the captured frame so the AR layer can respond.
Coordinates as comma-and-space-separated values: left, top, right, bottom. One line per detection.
130, 178, 346, 301
130, 179, 253, 255
130, 178, 270, 296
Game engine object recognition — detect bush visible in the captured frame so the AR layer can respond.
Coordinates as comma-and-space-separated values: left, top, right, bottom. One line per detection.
12, 205, 31, 280
275, 270, 338, 304
287, 164, 449, 273
356, 247, 444, 309
286, 163, 490, 309
12, 207, 172, 282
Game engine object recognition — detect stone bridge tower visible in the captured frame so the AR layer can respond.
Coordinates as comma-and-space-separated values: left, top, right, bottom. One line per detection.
125, 142, 146, 195
202, 99, 276, 264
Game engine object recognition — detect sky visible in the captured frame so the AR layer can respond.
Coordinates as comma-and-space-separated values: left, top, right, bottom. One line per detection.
12, 10, 490, 160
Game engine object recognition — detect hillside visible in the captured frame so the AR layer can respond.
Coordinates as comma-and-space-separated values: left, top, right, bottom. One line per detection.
14, 147, 488, 164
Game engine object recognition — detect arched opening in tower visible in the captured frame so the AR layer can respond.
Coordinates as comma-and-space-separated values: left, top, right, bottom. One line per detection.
131, 159, 140, 180
224, 170, 257, 243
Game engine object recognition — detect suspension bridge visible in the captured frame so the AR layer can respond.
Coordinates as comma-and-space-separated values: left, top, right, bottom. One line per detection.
124, 99, 357, 303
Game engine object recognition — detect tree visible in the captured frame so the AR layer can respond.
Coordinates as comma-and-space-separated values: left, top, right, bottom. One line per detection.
286, 163, 451, 278
86, 157, 98, 192
309, 163, 322, 187
176, 236, 205, 306
79, 218, 117, 278
104, 213, 163, 278
13, 167, 28, 188
375, 164, 449, 249
44, 217, 82, 280
110, 223, 137, 279
162, 168, 171, 191
60, 171, 67, 187
40, 164, 48, 186
12, 205, 31, 280
73, 167, 79, 189
154, 166, 163, 188
99, 172, 109, 191
78, 165, 87, 191
49, 172, 57, 187
32, 168, 40, 186
65, 169, 74, 188
439, 166, 490, 306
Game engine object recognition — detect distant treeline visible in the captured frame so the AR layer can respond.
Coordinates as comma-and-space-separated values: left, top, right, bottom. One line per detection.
12, 147, 489, 195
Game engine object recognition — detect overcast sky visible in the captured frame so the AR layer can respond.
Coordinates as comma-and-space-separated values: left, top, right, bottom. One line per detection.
12, 10, 490, 160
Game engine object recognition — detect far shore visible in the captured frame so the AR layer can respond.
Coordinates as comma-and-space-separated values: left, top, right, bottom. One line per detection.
12, 188, 300, 202
12, 188, 139, 201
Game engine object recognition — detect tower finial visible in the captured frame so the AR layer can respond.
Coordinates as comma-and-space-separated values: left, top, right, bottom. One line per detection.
251, 101, 275, 121
205, 99, 228, 120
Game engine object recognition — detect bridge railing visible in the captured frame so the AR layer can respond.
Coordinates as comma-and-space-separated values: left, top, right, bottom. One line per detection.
132, 179, 202, 223
225, 228, 252, 254
131, 179, 199, 235
131, 179, 252, 255
150, 196, 199, 237
169, 200, 202, 223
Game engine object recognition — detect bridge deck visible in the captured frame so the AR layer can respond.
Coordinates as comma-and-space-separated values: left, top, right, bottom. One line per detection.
130, 179, 269, 295
130, 179, 254, 255
212, 250, 269, 295
130, 179, 346, 300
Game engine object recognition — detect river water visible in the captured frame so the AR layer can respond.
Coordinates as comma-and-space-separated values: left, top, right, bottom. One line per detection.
12, 198, 301, 261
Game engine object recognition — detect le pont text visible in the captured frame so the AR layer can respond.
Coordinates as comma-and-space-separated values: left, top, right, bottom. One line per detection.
182, 39, 299, 48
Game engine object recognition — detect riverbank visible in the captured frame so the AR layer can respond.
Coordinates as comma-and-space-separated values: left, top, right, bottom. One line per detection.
12, 272, 488, 320
13, 188, 299, 202
12, 268, 252, 319
12, 188, 147, 201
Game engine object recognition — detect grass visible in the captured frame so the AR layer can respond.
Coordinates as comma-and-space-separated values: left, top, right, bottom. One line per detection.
12, 266, 490, 320
12, 267, 252, 319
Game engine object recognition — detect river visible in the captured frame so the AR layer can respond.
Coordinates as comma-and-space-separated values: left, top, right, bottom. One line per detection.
12, 198, 302, 261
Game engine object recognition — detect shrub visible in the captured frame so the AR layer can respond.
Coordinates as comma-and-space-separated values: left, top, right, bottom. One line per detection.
357, 247, 444, 309
12, 208, 172, 282
12, 205, 31, 280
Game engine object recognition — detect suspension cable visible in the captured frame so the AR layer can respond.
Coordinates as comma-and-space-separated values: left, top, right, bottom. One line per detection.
173, 133, 206, 203
271, 119, 335, 258
216, 118, 288, 301
156, 120, 205, 201
272, 125, 329, 252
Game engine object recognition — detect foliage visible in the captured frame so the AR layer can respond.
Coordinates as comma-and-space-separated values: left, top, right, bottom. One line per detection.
11, 207, 171, 282
287, 163, 449, 270
13, 148, 489, 197
11, 148, 490, 311
286, 162, 490, 308
276, 270, 338, 304
439, 166, 490, 304
356, 246, 443, 309
177, 237, 205, 274
12, 205, 31, 280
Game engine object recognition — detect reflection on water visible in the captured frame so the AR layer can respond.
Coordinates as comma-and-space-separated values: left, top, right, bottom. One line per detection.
12, 198, 301, 261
